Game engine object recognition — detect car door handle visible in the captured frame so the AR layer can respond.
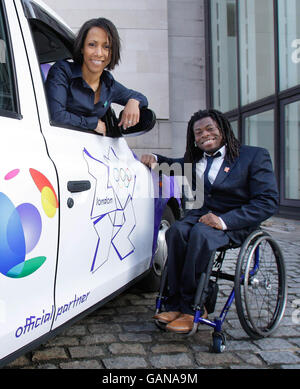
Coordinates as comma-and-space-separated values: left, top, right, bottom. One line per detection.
67, 180, 91, 193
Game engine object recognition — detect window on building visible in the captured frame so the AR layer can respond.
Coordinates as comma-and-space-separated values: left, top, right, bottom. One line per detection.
284, 100, 300, 200
229, 119, 238, 138
244, 109, 275, 166
210, 0, 238, 112
278, 0, 300, 91
238, 0, 275, 105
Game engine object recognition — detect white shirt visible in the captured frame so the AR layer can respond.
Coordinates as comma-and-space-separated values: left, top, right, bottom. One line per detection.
195, 145, 226, 186
195, 145, 227, 230
153, 145, 228, 230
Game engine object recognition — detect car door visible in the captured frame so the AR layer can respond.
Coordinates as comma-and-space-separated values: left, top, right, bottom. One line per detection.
0, 0, 58, 362
16, 0, 155, 330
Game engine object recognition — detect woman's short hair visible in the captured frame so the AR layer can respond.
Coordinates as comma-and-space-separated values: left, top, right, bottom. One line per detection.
73, 18, 121, 70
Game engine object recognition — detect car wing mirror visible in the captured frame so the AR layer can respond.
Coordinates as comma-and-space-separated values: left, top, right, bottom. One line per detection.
119, 107, 156, 137
102, 107, 156, 138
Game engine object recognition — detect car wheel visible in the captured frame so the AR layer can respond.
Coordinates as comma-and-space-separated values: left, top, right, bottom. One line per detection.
139, 204, 175, 292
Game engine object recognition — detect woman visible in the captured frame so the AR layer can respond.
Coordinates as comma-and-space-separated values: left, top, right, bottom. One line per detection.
46, 18, 148, 135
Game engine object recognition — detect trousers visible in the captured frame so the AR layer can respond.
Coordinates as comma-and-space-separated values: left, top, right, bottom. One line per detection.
165, 209, 231, 314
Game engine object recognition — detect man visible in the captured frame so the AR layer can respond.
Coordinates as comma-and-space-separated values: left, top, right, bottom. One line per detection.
141, 109, 279, 333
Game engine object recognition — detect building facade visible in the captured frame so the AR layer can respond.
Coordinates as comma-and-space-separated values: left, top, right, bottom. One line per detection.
44, 0, 299, 218
206, 0, 300, 218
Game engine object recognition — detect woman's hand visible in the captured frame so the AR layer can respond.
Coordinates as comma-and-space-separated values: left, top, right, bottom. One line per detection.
94, 119, 106, 136
119, 99, 140, 130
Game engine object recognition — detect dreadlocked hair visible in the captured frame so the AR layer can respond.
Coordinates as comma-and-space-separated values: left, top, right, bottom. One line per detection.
184, 109, 240, 163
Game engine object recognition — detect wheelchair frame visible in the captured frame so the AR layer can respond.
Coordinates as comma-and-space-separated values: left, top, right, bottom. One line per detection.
154, 229, 288, 353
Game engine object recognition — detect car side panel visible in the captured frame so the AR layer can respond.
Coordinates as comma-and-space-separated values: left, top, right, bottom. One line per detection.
14, 0, 155, 331
0, 0, 58, 360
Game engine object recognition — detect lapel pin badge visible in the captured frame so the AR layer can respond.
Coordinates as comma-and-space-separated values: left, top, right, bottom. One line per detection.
224, 167, 230, 173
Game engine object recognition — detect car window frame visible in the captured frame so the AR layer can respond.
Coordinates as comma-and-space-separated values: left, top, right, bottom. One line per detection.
0, 0, 21, 119
22, 0, 74, 47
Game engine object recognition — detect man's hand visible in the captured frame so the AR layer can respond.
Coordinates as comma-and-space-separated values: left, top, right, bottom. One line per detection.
199, 213, 223, 230
140, 154, 157, 169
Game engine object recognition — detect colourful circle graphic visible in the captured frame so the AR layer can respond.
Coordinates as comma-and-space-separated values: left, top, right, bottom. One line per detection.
0, 169, 58, 278
0, 193, 45, 278
16, 203, 42, 254
29, 168, 59, 218
5, 169, 20, 180
41, 186, 58, 218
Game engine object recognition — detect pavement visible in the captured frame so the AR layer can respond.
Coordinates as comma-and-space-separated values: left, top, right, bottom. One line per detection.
4, 216, 300, 373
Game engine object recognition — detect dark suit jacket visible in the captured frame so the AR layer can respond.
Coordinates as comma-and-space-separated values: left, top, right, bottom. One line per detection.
156, 145, 279, 244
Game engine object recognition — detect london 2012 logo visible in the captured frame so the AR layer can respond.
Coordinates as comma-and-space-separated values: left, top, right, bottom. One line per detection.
83, 147, 137, 272
0, 168, 58, 278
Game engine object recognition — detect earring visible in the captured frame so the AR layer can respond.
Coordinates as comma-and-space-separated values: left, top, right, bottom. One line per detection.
194, 141, 197, 147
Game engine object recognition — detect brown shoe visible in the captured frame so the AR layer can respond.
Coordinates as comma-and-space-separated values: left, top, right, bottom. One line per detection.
165, 307, 208, 334
166, 314, 195, 333
153, 311, 181, 324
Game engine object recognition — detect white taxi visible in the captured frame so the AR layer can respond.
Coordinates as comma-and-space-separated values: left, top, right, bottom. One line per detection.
0, 0, 180, 367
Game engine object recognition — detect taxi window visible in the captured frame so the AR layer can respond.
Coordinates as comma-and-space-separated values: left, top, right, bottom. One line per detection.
22, 0, 74, 64
0, 2, 18, 116
29, 19, 73, 64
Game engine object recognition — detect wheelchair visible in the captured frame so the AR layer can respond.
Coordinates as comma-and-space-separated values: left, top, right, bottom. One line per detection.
154, 228, 288, 353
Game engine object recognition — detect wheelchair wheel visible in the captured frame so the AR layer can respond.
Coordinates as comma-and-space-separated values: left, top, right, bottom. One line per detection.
234, 230, 287, 340
211, 332, 226, 353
